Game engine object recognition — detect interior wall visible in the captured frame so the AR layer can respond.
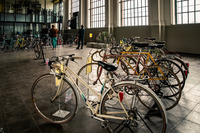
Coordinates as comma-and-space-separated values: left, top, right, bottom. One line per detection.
166, 24, 200, 54
114, 26, 151, 42
85, 28, 107, 42
64, 28, 107, 43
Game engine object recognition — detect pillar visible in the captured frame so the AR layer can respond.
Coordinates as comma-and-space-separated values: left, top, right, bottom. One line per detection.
63, 0, 69, 30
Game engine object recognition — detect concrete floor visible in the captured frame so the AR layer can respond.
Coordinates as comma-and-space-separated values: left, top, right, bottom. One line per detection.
0, 45, 200, 133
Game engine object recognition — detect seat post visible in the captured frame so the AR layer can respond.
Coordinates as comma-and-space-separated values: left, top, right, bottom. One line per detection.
139, 48, 142, 55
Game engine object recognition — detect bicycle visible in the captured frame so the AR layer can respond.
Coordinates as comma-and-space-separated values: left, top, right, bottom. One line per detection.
31, 54, 167, 133
109, 42, 186, 92
14, 34, 28, 50
112, 37, 189, 77
67, 35, 78, 46
143, 37, 189, 76
34, 38, 46, 63
24, 36, 35, 50
79, 44, 182, 111
0, 35, 17, 52
57, 34, 64, 45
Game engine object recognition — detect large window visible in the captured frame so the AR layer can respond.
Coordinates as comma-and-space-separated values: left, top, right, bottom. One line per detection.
176, 0, 200, 24
90, 0, 105, 28
120, 0, 148, 26
72, 0, 79, 13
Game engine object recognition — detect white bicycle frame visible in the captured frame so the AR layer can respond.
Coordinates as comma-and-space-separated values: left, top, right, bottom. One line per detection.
50, 60, 129, 120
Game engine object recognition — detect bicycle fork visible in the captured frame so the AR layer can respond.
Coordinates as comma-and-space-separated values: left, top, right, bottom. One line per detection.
51, 74, 65, 102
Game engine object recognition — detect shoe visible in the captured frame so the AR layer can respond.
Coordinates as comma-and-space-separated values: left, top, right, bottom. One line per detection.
81, 47, 83, 49
76, 47, 79, 49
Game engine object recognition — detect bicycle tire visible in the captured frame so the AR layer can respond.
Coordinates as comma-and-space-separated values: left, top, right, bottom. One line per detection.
31, 73, 78, 124
0, 42, 7, 52
172, 57, 189, 77
155, 59, 186, 90
11, 40, 18, 51
110, 47, 118, 55
76, 63, 108, 99
41, 45, 46, 63
97, 57, 129, 89
99, 49, 105, 58
100, 81, 167, 133
138, 65, 182, 110
91, 50, 101, 62
110, 46, 123, 55
34, 44, 41, 58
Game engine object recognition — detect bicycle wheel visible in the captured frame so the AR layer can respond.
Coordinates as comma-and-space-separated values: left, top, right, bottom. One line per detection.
31, 73, 78, 124
105, 56, 129, 75
96, 57, 129, 88
11, 40, 18, 51
110, 47, 118, 55
99, 49, 105, 58
155, 59, 186, 90
110, 46, 123, 55
41, 45, 46, 63
76, 63, 108, 100
0, 42, 7, 52
138, 65, 182, 110
171, 57, 189, 78
34, 44, 41, 58
100, 82, 167, 133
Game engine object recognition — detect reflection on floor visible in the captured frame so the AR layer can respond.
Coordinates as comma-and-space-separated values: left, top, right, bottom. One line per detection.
0, 45, 200, 133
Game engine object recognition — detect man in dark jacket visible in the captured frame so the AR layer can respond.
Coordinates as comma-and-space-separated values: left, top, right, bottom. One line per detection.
49, 25, 58, 50
76, 25, 85, 49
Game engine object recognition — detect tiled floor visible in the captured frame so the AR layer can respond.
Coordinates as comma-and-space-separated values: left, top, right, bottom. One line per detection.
0, 45, 200, 133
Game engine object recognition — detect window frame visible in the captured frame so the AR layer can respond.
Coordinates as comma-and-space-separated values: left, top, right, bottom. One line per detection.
120, 0, 148, 27
175, 0, 200, 24
71, 0, 79, 14
90, 0, 105, 28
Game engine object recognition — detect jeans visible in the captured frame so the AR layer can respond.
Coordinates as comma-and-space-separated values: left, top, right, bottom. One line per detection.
78, 37, 84, 48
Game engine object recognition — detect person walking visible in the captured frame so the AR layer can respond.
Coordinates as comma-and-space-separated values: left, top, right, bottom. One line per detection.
49, 25, 58, 50
76, 25, 85, 49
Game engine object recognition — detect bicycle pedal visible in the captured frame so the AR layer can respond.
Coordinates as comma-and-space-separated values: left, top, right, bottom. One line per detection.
101, 121, 107, 128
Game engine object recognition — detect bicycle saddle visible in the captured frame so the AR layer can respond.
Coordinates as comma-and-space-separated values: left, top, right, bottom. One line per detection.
148, 43, 165, 49
154, 41, 166, 44
144, 37, 156, 41
98, 61, 118, 72
132, 42, 149, 48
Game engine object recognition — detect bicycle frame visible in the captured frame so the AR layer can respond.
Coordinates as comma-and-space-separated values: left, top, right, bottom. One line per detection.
100, 49, 165, 79
91, 49, 168, 94
51, 61, 129, 120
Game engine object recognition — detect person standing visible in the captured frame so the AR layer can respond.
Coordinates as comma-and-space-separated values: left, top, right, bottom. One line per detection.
76, 25, 85, 49
49, 25, 58, 50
